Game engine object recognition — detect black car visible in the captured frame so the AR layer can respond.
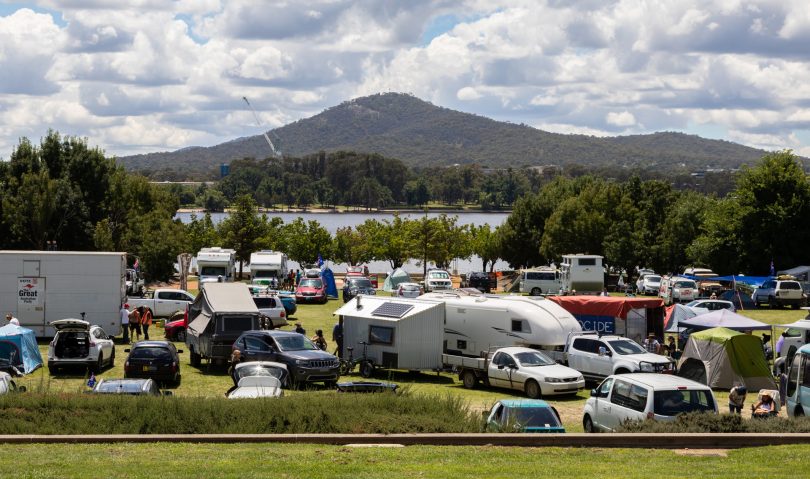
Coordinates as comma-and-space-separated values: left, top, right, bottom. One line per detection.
342, 276, 376, 303
232, 330, 340, 387
124, 341, 183, 386
468, 272, 492, 293
89, 378, 171, 396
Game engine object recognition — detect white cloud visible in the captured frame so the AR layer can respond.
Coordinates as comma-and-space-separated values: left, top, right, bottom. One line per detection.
457, 87, 482, 101
606, 111, 636, 127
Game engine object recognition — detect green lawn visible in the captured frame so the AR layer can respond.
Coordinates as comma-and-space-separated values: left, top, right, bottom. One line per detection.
2, 443, 807, 478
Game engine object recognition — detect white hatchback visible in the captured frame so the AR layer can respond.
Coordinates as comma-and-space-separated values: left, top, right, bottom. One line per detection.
47, 319, 115, 373
582, 373, 717, 433
395, 282, 423, 298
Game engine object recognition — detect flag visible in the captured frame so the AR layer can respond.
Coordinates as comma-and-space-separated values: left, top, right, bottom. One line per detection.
133, 258, 140, 271
317, 254, 324, 267
87, 372, 96, 388
769, 260, 775, 277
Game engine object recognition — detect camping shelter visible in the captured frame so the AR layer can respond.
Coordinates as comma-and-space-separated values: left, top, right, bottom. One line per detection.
383, 268, 411, 292
0, 324, 43, 374
334, 296, 444, 371
548, 296, 664, 340
664, 304, 700, 332
679, 309, 771, 331
719, 290, 757, 310
677, 327, 776, 390
321, 267, 338, 299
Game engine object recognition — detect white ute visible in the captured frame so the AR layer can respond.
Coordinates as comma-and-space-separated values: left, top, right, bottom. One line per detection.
443, 346, 584, 399
127, 289, 195, 318
564, 332, 674, 382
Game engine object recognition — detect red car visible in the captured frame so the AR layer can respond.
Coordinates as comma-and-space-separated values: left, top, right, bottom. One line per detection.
164, 311, 187, 342
295, 277, 328, 304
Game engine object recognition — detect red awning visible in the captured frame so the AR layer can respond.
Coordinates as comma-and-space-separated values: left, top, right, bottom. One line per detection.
548, 296, 664, 319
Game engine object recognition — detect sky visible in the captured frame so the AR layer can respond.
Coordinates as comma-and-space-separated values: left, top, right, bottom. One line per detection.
1, 0, 810, 159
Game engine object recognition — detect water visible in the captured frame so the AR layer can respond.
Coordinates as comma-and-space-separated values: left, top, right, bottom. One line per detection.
175, 210, 512, 275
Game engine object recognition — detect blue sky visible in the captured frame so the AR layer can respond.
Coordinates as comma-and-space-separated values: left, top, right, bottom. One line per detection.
0, 0, 809, 158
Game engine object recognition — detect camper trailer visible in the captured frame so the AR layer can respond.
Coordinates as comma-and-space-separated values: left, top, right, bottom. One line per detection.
196, 247, 236, 284
419, 292, 582, 358
249, 250, 288, 286
334, 296, 445, 375
0, 251, 126, 337
560, 254, 604, 294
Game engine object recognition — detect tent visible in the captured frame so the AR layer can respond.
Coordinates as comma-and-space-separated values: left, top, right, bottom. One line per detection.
677, 327, 776, 390
321, 267, 338, 299
383, 268, 411, 292
718, 290, 757, 310
679, 309, 771, 331
0, 324, 43, 375
664, 304, 700, 332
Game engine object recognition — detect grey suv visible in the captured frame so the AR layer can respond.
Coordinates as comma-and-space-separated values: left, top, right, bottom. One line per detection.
232, 330, 340, 387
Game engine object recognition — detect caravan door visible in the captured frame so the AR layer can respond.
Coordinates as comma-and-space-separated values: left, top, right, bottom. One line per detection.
18, 277, 46, 335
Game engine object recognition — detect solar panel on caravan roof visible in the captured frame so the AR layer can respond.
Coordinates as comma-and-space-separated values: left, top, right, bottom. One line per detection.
371, 302, 414, 319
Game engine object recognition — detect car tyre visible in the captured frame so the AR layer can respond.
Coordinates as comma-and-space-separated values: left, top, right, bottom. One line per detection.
461, 370, 478, 389
583, 415, 596, 433
109, 349, 115, 368
525, 379, 541, 399
359, 361, 374, 378
324, 380, 338, 389
530, 287, 541, 296
795, 407, 805, 417
769, 296, 776, 309
176, 329, 186, 342
92, 354, 103, 373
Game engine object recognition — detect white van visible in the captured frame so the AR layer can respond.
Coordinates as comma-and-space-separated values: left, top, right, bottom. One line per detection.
519, 268, 561, 296
582, 373, 717, 432
659, 276, 698, 305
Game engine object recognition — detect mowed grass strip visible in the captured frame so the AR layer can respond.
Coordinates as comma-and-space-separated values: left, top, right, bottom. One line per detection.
2, 443, 808, 479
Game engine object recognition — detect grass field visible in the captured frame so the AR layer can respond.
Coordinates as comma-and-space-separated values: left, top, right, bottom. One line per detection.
18, 294, 806, 433
2, 443, 808, 478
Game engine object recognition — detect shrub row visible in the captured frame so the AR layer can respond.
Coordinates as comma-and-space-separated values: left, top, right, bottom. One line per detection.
617, 412, 810, 433
0, 390, 480, 434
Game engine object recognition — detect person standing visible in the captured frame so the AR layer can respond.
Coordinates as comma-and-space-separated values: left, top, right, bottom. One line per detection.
332, 319, 343, 358
311, 329, 327, 351
295, 269, 302, 287
139, 306, 153, 341
129, 308, 141, 342
643, 333, 661, 354
120, 304, 130, 344
728, 385, 747, 414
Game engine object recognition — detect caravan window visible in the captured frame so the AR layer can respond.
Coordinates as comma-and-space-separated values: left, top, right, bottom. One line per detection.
220, 316, 254, 332
369, 326, 394, 345
578, 258, 597, 266
787, 354, 801, 397
457, 340, 467, 350
253, 270, 275, 278
803, 356, 810, 388
200, 266, 227, 277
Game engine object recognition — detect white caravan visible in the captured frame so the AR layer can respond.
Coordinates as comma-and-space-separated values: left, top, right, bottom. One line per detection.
419, 292, 582, 357
249, 250, 288, 286
196, 247, 236, 283
560, 254, 604, 294
0, 251, 126, 337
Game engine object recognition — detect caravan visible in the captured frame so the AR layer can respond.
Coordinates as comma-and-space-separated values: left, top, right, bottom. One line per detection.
249, 251, 288, 286
560, 255, 604, 294
419, 292, 582, 357
196, 247, 236, 283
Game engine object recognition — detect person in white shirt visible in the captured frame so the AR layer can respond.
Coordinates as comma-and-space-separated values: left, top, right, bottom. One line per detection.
5, 313, 19, 326
120, 304, 131, 343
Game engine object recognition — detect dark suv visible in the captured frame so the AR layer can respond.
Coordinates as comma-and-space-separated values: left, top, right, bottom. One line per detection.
124, 341, 183, 386
342, 276, 376, 303
468, 272, 493, 293
232, 330, 340, 387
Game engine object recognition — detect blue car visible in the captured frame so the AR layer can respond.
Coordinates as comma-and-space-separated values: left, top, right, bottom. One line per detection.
485, 399, 565, 433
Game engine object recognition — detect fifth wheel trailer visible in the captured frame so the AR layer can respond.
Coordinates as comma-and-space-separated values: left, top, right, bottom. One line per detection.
0, 251, 127, 337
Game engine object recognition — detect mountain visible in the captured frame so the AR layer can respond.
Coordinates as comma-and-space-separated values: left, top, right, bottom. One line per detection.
119, 92, 778, 175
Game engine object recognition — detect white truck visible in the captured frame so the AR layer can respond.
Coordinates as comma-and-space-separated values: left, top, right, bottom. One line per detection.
249, 250, 288, 286
127, 289, 195, 318
563, 332, 674, 382
560, 254, 604, 294
443, 346, 584, 398
196, 247, 236, 283
0, 251, 126, 337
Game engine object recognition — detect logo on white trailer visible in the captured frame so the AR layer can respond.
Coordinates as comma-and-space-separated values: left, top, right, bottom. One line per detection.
18, 278, 42, 306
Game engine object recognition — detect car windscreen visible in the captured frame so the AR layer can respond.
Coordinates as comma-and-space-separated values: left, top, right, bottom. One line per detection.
608, 340, 646, 355
674, 281, 696, 288
299, 279, 322, 288
200, 266, 227, 276
95, 382, 145, 394
515, 351, 556, 367
428, 271, 449, 279
653, 389, 715, 416
130, 347, 172, 360
221, 316, 255, 332
646, 276, 661, 282
274, 335, 318, 351
235, 365, 287, 381
507, 407, 561, 428
253, 270, 276, 278
348, 279, 372, 288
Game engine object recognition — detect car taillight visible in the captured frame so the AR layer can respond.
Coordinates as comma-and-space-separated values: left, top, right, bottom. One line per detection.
124, 361, 130, 371
280, 311, 285, 317
171, 362, 177, 372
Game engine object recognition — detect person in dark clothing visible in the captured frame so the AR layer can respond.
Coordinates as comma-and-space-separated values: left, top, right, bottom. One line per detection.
332, 319, 344, 358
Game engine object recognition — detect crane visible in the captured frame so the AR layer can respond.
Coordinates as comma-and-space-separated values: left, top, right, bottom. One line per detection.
242, 96, 282, 158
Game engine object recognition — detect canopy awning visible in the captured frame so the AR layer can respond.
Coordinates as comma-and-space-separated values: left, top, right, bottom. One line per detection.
549, 296, 664, 320
680, 309, 771, 331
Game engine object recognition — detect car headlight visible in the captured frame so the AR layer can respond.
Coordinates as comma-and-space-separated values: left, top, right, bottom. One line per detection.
577, 375, 584, 382
545, 377, 563, 383
295, 360, 308, 366
639, 363, 654, 372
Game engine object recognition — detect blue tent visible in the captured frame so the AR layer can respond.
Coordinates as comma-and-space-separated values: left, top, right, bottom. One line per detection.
321, 267, 338, 299
0, 324, 43, 375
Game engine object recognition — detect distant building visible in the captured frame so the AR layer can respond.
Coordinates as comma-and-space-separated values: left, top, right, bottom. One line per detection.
220, 163, 230, 178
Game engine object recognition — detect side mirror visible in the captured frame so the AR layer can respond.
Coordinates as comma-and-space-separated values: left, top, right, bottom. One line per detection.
124, 349, 131, 353
590, 388, 598, 397
177, 350, 184, 354
497, 364, 505, 370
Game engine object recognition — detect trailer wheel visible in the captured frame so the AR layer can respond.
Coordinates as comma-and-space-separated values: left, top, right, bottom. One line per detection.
530, 287, 541, 296
359, 361, 375, 378
190, 349, 201, 367
525, 379, 541, 399
461, 370, 478, 389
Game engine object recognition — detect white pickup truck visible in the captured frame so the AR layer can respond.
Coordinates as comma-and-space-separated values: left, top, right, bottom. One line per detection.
563, 332, 674, 382
443, 346, 584, 399
127, 289, 195, 318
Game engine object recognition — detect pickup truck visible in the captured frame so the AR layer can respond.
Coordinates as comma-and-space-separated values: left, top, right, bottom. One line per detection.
563, 332, 674, 382
443, 346, 584, 399
127, 289, 195, 318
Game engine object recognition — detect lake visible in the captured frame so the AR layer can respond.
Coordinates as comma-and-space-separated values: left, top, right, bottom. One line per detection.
175, 210, 513, 275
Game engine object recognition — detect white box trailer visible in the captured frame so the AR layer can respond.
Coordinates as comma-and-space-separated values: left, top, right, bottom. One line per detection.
196, 247, 236, 283
419, 292, 582, 358
334, 296, 445, 371
560, 254, 604, 294
249, 250, 288, 285
0, 251, 126, 337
